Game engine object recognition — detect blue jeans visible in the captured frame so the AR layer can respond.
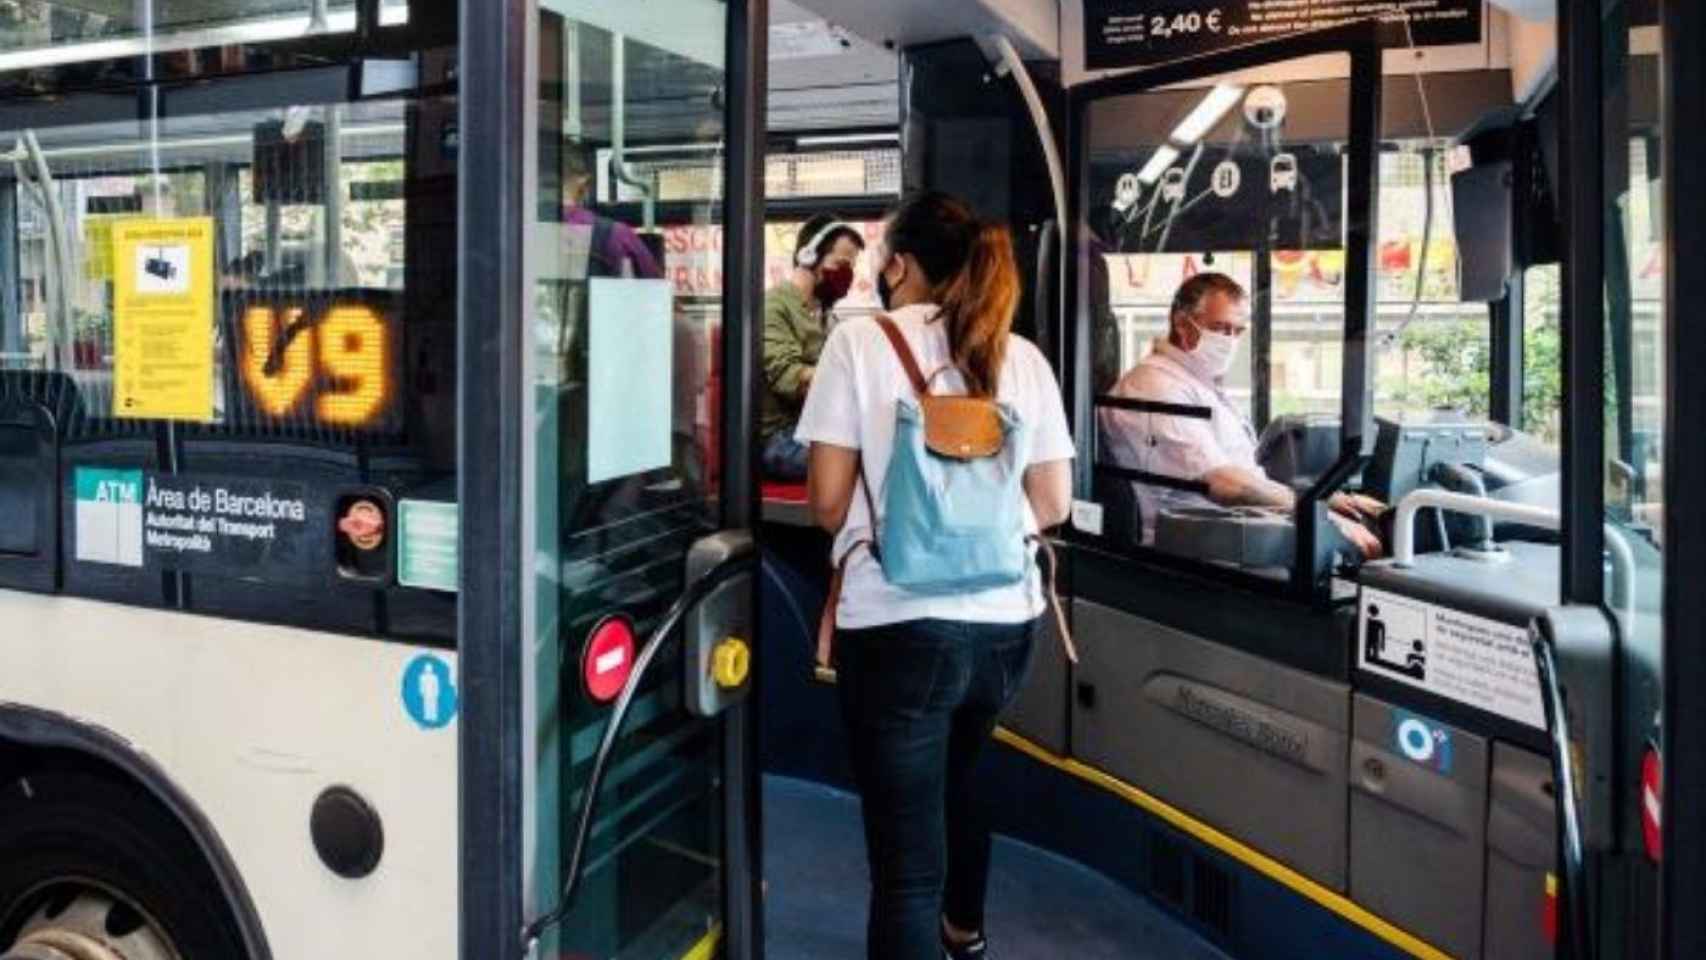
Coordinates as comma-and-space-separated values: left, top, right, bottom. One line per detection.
834, 617, 1038, 960
762, 431, 809, 480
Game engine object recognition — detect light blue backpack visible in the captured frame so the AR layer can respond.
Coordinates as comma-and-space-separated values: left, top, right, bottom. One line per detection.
813, 315, 1075, 676
865, 315, 1033, 592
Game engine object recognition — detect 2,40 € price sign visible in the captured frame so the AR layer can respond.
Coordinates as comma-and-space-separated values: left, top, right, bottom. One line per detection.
1146, 8, 1223, 39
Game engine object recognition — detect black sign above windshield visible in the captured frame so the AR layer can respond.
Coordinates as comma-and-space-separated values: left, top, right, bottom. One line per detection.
1083, 0, 1482, 70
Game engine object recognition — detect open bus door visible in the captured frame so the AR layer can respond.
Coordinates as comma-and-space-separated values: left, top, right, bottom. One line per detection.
458, 2, 767, 958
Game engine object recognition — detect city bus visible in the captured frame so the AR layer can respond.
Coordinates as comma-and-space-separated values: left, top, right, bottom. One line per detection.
0, 2, 1701, 960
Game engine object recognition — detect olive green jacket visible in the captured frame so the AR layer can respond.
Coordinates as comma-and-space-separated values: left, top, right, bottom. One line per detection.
760, 282, 826, 443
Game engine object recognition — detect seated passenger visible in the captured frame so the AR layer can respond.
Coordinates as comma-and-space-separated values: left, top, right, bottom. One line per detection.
563, 143, 663, 279
760, 215, 864, 480
1099, 272, 1384, 558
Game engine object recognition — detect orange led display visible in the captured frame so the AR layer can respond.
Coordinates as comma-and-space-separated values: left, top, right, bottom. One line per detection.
239, 306, 313, 417
234, 303, 393, 428
316, 306, 390, 426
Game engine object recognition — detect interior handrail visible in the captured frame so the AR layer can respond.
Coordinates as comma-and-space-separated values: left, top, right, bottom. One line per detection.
1390, 486, 1637, 643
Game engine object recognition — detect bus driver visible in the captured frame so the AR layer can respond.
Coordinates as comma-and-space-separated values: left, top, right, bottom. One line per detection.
1098, 272, 1384, 559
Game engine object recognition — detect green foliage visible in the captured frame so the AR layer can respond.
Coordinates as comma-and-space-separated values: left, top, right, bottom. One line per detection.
1522, 319, 1563, 441
1390, 316, 1563, 441
1395, 318, 1493, 419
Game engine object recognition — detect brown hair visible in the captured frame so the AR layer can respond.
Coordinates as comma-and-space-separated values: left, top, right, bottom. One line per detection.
884, 192, 1019, 397
1170, 271, 1247, 323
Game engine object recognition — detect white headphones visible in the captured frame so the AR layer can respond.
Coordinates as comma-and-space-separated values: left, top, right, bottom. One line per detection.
794, 220, 855, 268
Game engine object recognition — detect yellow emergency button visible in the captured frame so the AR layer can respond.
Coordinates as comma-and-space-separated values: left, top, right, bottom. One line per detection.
712, 637, 751, 689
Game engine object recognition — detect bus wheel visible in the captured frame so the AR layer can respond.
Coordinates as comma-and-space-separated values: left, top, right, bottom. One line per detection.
0, 771, 248, 960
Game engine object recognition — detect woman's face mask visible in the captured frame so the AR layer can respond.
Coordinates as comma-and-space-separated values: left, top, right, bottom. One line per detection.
815, 261, 855, 305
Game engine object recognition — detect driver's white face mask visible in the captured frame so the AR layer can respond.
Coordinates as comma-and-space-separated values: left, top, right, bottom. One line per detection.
1183, 316, 1241, 380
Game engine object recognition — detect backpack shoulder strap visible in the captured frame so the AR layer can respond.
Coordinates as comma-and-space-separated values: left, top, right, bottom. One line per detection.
873, 314, 931, 398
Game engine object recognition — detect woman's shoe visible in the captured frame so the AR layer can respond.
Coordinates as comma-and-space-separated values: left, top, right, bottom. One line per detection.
941, 930, 987, 959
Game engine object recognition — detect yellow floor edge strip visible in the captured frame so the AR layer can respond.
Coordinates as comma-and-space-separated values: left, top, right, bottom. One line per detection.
992, 727, 1452, 960
678, 922, 722, 960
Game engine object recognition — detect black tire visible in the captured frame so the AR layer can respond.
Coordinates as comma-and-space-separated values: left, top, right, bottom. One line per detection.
0, 769, 249, 959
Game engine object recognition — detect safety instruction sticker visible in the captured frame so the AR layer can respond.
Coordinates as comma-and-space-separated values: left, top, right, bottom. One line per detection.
397, 500, 459, 592
74, 468, 144, 567
112, 217, 215, 422
1358, 587, 1545, 729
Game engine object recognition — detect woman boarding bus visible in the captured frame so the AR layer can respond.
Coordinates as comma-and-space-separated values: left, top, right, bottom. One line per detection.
797, 191, 1075, 960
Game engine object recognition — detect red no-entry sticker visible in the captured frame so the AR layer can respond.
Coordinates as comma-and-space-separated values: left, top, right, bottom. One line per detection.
583, 615, 635, 704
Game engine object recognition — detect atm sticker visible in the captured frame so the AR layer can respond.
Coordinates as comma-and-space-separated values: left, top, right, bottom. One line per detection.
1358, 587, 1544, 729
74, 468, 144, 567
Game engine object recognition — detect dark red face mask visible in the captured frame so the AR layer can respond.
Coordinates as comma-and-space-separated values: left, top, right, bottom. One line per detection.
814, 261, 855, 305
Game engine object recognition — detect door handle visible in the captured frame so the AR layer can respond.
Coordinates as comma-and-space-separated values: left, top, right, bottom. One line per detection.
1532, 605, 1618, 960
520, 531, 756, 955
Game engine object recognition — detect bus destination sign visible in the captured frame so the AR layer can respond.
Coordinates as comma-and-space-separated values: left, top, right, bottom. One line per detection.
1083, 0, 1482, 70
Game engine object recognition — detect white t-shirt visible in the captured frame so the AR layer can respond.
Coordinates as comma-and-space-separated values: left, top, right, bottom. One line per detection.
795, 303, 1075, 629
1098, 337, 1259, 543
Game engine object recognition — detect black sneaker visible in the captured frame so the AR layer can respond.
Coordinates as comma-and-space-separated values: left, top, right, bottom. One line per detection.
941, 930, 987, 959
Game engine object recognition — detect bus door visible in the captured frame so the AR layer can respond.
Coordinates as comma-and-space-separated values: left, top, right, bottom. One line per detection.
465, 3, 764, 958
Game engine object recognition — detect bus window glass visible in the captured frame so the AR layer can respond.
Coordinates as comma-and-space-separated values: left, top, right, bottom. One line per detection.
526, 5, 731, 956
1085, 55, 1359, 571
623, 146, 898, 310
2, 86, 457, 637
1365, 150, 1491, 423
1616, 130, 1664, 533
1521, 262, 1562, 445
764, 219, 887, 321
0, 1, 409, 67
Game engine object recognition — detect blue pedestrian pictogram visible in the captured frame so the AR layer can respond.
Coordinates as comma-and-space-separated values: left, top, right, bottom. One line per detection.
402, 655, 459, 730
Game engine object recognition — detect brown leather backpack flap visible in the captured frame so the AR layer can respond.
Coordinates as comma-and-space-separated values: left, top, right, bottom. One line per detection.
920, 395, 1004, 459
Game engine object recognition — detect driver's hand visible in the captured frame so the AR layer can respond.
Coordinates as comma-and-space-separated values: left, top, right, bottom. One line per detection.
1330, 492, 1386, 520
1329, 512, 1384, 560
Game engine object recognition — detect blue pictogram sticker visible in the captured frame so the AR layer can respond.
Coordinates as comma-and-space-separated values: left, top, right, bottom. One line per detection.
402, 655, 458, 730
1394, 709, 1453, 775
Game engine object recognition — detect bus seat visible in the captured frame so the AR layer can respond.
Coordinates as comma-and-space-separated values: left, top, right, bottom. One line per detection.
761, 481, 812, 527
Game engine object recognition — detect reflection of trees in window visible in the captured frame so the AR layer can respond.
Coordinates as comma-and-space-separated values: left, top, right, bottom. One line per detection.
239, 160, 405, 289
1522, 264, 1563, 443
1387, 316, 1561, 443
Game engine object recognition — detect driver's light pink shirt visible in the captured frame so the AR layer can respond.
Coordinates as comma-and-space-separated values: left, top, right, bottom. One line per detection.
1098, 337, 1259, 542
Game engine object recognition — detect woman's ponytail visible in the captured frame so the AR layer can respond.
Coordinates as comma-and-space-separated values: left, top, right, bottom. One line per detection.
936, 221, 1017, 397
883, 192, 1021, 398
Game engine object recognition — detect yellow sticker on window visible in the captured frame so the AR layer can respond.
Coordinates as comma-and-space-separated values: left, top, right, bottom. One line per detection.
81, 213, 138, 281
112, 217, 215, 422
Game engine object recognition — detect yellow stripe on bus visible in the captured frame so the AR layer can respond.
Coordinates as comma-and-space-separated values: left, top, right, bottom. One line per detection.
678, 923, 722, 960
992, 727, 1454, 960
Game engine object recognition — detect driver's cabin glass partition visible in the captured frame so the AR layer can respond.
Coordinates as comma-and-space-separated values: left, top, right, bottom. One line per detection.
1085, 53, 1376, 577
